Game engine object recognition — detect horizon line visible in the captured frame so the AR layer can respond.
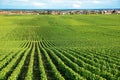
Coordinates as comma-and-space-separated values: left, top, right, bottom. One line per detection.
0, 8, 120, 10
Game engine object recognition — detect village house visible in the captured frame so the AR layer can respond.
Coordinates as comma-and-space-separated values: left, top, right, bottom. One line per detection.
116, 10, 120, 14
59, 11, 70, 15
103, 10, 112, 14
0, 9, 120, 15
50, 11, 59, 15
0, 10, 37, 15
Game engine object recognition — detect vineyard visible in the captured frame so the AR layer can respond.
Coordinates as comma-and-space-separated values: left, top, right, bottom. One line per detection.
0, 14, 120, 80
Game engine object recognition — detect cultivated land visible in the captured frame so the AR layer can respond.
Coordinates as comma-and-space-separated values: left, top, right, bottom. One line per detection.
0, 14, 120, 80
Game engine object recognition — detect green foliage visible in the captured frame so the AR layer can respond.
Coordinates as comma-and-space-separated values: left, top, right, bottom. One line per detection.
0, 14, 120, 80
25, 42, 35, 80
8, 43, 31, 80
0, 49, 26, 80
37, 43, 47, 80
46, 48, 86, 80
40, 44, 65, 80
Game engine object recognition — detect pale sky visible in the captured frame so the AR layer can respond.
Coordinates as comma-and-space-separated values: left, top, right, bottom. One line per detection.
0, 0, 120, 9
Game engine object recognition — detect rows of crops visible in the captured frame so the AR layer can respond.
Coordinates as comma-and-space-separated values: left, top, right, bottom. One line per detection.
0, 15, 120, 80
0, 40, 120, 80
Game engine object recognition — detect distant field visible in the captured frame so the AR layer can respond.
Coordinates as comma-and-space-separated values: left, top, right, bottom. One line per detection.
0, 14, 120, 80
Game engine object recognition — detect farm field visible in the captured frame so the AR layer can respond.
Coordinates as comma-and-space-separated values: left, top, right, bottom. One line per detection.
0, 14, 120, 80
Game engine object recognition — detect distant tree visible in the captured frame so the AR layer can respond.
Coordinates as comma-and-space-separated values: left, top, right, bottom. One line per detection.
112, 10, 117, 14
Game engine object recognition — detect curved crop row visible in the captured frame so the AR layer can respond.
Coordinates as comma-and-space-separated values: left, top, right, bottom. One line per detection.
8, 42, 32, 80
37, 42, 47, 80
45, 48, 86, 80
69, 48, 119, 76
42, 38, 55, 47
57, 48, 117, 80
73, 48, 120, 67
0, 52, 12, 62
0, 48, 27, 80
66, 48, 118, 79
20, 41, 30, 48
0, 49, 21, 70
25, 42, 35, 80
51, 48, 105, 80
40, 42, 65, 80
